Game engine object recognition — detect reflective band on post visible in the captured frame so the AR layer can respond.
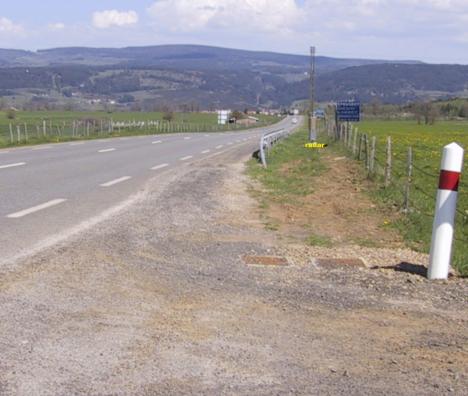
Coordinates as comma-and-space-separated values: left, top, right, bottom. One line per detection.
438, 170, 460, 191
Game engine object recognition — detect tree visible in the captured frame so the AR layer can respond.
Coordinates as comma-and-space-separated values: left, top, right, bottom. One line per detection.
231, 110, 245, 120
411, 102, 438, 125
458, 103, 468, 118
162, 110, 174, 122
6, 108, 16, 120
370, 97, 382, 116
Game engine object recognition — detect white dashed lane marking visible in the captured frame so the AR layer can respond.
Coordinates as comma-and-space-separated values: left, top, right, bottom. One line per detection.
100, 176, 132, 187
151, 163, 169, 170
180, 156, 193, 161
69, 142, 85, 146
32, 146, 52, 151
152, 140, 162, 144
98, 148, 116, 153
0, 162, 26, 170
201, 150, 210, 154
215, 145, 223, 149
7, 199, 67, 219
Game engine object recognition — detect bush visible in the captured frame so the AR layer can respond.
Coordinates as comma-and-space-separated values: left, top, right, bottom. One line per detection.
163, 111, 174, 122
6, 108, 16, 119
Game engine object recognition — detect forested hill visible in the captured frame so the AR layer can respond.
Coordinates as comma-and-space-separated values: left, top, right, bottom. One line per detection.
316, 63, 468, 104
0, 44, 466, 108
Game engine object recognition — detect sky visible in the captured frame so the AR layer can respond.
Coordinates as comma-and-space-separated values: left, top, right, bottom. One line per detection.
1, 0, 468, 63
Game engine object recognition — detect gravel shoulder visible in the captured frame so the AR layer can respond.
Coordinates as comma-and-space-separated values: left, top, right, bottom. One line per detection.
0, 145, 467, 395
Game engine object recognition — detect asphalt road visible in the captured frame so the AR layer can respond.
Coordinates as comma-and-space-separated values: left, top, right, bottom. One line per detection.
0, 117, 296, 266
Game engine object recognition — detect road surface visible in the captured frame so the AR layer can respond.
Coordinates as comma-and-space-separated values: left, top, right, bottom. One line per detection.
0, 117, 295, 265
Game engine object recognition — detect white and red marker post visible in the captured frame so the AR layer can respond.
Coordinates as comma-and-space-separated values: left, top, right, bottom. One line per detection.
428, 142, 464, 280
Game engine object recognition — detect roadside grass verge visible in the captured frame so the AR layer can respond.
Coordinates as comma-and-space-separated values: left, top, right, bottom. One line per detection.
247, 126, 325, 202
247, 126, 327, 238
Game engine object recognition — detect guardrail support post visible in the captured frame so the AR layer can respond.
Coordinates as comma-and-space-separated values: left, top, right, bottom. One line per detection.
428, 142, 464, 280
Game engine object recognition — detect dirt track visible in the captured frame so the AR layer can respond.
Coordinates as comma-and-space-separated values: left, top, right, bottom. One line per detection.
0, 146, 467, 395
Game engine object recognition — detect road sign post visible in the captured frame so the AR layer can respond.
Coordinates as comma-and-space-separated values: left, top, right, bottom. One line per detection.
309, 115, 317, 141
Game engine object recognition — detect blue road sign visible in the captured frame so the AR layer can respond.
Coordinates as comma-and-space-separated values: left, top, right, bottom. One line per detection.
337, 101, 360, 122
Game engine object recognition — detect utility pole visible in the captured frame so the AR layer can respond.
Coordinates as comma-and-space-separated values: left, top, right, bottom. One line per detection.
309, 46, 317, 141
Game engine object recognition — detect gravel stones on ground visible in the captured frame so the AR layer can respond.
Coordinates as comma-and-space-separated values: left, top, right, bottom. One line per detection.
0, 146, 466, 395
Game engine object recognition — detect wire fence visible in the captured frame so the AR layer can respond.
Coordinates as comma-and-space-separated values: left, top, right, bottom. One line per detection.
0, 118, 271, 147
320, 116, 467, 269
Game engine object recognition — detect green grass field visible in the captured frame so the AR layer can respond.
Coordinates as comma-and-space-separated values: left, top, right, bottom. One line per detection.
336, 119, 468, 275
0, 110, 279, 147
0, 111, 216, 127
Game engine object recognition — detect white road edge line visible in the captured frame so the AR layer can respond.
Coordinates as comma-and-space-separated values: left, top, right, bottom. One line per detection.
180, 155, 193, 161
151, 163, 169, 170
98, 148, 116, 153
201, 149, 210, 154
184, 137, 191, 140
69, 142, 85, 146
152, 140, 162, 144
0, 162, 26, 170
100, 176, 132, 187
7, 199, 67, 219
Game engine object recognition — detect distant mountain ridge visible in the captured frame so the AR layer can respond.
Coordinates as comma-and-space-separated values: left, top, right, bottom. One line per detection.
1, 44, 422, 71
0, 44, 465, 108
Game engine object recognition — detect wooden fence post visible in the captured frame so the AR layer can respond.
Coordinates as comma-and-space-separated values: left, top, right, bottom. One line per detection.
365, 134, 370, 172
357, 133, 363, 160
353, 128, 358, 157
385, 136, 392, 187
369, 136, 376, 175
403, 146, 413, 212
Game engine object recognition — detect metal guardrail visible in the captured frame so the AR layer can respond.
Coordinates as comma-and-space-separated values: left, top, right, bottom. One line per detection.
259, 128, 292, 168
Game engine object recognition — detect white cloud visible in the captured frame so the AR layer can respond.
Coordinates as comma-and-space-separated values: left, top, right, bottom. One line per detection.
147, 0, 302, 34
92, 10, 139, 29
0, 17, 24, 34
48, 22, 65, 31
